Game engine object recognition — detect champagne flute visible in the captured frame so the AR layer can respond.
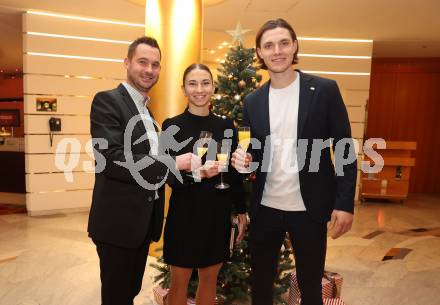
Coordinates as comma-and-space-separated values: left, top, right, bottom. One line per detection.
215, 142, 230, 190
238, 126, 251, 152
238, 126, 252, 173
196, 131, 212, 159
189, 131, 212, 180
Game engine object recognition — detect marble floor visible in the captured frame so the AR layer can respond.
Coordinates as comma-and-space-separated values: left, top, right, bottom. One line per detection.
1, 194, 440, 305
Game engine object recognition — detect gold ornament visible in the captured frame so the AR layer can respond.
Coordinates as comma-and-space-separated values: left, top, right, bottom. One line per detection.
228, 74, 233, 80
238, 80, 246, 88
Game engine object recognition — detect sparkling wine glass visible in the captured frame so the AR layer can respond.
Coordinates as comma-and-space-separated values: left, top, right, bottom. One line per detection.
215, 142, 230, 190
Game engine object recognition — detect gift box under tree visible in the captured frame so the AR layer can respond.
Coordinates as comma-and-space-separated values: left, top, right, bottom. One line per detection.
152, 286, 196, 305
288, 271, 343, 305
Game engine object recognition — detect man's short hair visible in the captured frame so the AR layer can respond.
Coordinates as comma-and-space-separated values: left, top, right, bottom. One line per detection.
255, 18, 299, 69
127, 36, 161, 60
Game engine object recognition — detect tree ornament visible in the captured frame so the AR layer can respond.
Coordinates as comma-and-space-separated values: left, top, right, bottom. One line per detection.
226, 22, 252, 45
238, 80, 246, 88
234, 94, 241, 101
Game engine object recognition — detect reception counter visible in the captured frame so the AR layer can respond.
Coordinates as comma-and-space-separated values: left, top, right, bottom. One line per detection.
0, 137, 25, 193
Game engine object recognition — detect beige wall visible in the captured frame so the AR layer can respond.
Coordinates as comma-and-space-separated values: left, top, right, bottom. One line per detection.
22, 11, 144, 215
21, 8, 371, 214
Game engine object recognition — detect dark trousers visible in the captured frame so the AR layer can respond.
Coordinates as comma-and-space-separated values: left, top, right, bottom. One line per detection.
250, 205, 327, 305
94, 236, 151, 305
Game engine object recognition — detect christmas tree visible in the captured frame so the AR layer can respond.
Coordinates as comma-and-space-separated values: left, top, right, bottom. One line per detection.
151, 43, 294, 304
211, 44, 262, 126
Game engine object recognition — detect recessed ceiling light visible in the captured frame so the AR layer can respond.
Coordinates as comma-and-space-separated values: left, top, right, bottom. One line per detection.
218, 46, 223, 49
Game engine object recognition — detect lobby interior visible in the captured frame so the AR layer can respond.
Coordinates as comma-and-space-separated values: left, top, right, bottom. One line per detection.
0, 1, 439, 305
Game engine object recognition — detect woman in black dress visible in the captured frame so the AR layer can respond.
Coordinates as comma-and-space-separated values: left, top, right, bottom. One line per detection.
162, 63, 247, 305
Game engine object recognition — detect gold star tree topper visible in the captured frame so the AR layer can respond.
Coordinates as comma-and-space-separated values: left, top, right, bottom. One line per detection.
226, 22, 252, 45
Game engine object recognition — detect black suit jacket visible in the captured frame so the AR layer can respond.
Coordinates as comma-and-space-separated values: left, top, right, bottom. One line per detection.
243, 71, 357, 223
88, 84, 168, 248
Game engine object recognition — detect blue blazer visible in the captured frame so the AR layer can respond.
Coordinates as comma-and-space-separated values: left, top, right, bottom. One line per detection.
243, 71, 357, 223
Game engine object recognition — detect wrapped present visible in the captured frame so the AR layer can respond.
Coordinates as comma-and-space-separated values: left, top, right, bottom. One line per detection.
323, 298, 346, 305
153, 286, 168, 305
288, 271, 343, 304
323, 271, 343, 298
288, 298, 346, 305
152, 286, 196, 305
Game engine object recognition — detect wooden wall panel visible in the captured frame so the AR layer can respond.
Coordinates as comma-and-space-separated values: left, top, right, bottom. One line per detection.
24, 74, 120, 96
24, 95, 91, 115
26, 172, 94, 192
299, 40, 372, 57
24, 55, 125, 80
24, 115, 90, 134
24, 34, 127, 59
26, 153, 95, 173
26, 190, 93, 215
25, 135, 92, 154
342, 90, 369, 107
367, 58, 440, 194
22, 11, 140, 214
23, 13, 144, 41
347, 106, 365, 123
297, 57, 371, 73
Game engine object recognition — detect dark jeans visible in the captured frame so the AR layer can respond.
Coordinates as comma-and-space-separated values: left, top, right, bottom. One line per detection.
94, 236, 151, 305
250, 205, 327, 305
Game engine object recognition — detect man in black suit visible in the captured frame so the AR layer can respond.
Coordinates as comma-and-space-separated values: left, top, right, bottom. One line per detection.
232, 19, 357, 305
88, 36, 197, 305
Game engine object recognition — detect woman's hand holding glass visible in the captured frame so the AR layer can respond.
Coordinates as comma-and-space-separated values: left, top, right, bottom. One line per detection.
199, 160, 220, 179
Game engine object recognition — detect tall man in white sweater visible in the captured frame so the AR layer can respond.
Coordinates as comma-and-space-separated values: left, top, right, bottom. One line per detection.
231, 19, 357, 305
